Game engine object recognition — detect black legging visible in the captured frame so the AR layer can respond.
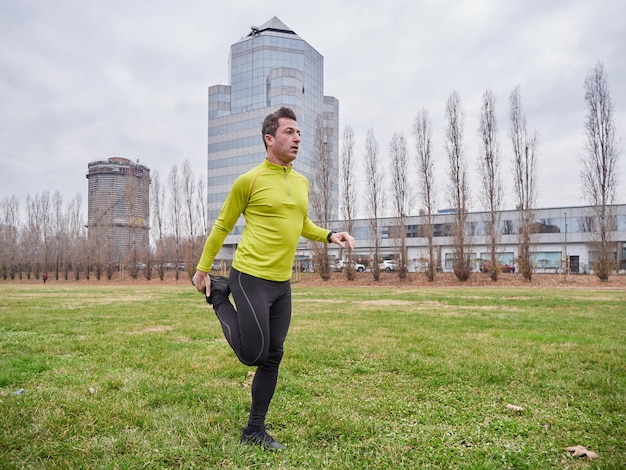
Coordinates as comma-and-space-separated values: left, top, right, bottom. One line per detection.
212, 268, 292, 429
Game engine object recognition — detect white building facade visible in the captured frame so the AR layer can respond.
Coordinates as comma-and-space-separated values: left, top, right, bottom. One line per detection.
314, 204, 626, 274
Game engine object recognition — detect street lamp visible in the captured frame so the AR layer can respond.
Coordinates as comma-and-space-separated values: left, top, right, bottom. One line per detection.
564, 212, 569, 274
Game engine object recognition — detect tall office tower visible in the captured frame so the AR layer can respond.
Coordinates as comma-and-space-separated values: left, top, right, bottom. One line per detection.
86, 157, 151, 268
207, 17, 339, 252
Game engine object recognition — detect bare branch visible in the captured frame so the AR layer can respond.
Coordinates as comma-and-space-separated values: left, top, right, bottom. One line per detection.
413, 108, 437, 280
445, 91, 471, 281
340, 124, 357, 280
509, 85, 538, 281
478, 89, 503, 281
580, 61, 621, 280
389, 131, 410, 278
365, 128, 384, 280
168, 164, 182, 280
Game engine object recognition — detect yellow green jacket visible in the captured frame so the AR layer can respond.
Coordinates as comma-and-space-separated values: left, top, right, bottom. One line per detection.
197, 159, 330, 281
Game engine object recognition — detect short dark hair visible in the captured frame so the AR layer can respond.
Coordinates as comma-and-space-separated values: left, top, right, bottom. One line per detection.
261, 107, 297, 149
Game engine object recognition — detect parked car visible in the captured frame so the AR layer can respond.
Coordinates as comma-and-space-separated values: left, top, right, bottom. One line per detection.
331, 259, 365, 272
162, 262, 187, 271
342, 260, 365, 272
379, 260, 399, 272
501, 264, 516, 273
479, 261, 516, 273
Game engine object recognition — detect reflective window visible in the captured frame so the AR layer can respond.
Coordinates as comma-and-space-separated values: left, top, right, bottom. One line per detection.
207, 25, 339, 228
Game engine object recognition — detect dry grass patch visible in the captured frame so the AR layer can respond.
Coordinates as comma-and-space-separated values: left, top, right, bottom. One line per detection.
131, 325, 175, 334
292, 298, 343, 304
357, 299, 415, 306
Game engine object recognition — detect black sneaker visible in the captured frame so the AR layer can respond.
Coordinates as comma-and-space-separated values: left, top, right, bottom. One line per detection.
206, 275, 230, 305
240, 427, 286, 450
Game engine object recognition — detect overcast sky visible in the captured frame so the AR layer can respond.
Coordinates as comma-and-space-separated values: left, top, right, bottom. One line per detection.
1, 0, 624, 219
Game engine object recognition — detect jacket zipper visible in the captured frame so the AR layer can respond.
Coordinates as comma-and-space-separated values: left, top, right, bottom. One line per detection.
283, 167, 291, 200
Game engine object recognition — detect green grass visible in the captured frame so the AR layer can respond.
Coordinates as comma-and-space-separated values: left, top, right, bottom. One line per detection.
1, 283, 625, 469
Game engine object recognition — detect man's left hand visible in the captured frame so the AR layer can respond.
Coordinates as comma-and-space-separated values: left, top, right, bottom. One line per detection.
329, 232, 355, 250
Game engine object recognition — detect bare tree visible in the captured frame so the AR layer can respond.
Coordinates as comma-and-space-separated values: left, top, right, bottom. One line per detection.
364, 128, 384, 281
24, 195, 38, 279
389, 131, 410, 279
509, 85, 538, 281
168, 165, 183, 280
445, 91, 472, 281
310, 115, 334, 280
196, 175, 209, 238
580, 61, 620, 280
66, 193, 84, 280
0, 195, 20, 279
181, 159, 198, 279
478, 89, 503, 281
51, 190, 66, 280
413, 108, 437, 281
340, 124, 357, 280
23, 192, 51, 279
38, 191, 52, 278
151, 170, 166, 280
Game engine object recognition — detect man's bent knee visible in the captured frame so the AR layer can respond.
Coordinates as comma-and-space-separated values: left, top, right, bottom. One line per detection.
237, 348, 268, 367
237, 346, 283, 368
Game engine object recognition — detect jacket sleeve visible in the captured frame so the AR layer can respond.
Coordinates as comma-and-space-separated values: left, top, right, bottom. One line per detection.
196, 175, 250, 272
301, 216, 331, 243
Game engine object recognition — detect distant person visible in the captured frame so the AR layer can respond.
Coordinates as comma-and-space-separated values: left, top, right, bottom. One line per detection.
42, 273, 48, 284
193, 107, 354, 450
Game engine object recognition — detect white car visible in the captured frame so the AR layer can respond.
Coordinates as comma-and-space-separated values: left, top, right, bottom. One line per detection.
379, 260, 399, 272
334, 259, 365, 272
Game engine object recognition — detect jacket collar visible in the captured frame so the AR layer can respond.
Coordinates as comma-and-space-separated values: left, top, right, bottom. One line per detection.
263, 158, 293, 173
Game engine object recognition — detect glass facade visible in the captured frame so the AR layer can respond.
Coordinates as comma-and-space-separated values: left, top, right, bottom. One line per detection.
207, 17, 339, 231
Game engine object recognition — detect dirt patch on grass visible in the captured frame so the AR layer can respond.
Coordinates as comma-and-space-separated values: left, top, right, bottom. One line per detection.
358, 299, 415, 306
292, 298, 343, 303
292, 271, 626, 290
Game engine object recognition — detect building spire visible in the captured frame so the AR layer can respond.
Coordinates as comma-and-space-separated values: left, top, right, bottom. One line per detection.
248, 17, 296, 37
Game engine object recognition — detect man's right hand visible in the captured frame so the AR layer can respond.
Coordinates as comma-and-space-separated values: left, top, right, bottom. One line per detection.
192, 270, 211, 295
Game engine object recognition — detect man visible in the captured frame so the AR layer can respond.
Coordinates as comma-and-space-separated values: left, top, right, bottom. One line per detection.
193, 107, 354, 450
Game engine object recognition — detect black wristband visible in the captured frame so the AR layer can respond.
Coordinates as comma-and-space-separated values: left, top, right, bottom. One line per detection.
327, 231, 336, 243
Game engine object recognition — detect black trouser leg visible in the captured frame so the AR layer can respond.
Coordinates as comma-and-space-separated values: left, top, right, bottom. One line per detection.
213, 269, 292, 428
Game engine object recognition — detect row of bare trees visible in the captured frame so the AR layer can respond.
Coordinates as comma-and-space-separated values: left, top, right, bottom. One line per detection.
2, 64, 619, 283
1, 191, 87, 281
325, 85, 538, 283
0, 159, 209, 282
322, 61, 620, 282
120, 158, 210, 281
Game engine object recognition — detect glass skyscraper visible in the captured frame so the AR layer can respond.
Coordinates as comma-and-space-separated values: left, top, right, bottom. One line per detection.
207, 17, 339, 253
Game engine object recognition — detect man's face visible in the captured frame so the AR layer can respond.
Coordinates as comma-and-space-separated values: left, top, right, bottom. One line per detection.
266, 117, 301, 166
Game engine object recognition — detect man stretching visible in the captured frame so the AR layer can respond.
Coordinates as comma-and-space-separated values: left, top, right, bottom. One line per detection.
193, 107, 354, 450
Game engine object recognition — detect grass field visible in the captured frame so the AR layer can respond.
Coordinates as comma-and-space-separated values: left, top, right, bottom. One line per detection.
1, 283, 625, 469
